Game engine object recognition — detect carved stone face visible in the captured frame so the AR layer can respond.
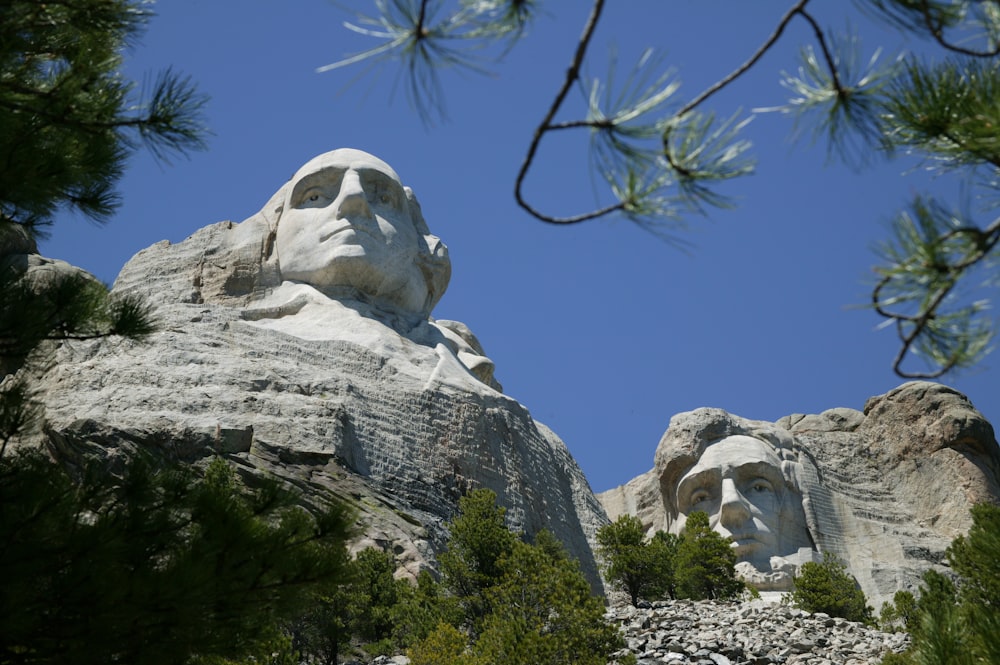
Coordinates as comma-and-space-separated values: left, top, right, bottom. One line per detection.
674, 435, 792, 570
276, 149, 429, 314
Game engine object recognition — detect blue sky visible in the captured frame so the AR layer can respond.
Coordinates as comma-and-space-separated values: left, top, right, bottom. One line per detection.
42, 1, 997, 493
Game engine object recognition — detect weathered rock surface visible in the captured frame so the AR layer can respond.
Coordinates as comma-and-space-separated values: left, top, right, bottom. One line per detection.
26, 267, 606, 586
599, 383, 1000, 608
607, 600, 909, 665
18, 150, 609, 587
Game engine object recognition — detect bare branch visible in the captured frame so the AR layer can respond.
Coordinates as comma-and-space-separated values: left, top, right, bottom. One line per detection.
514, 0, 617, 225
919, 0, 1000, 57
678, 0, 812, 116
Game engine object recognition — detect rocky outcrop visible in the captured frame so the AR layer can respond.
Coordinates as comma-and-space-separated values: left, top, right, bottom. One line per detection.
17, 150, 609, 588
599, 383, 1000, 609
24, 270, 606, 586
607, 600, 909, 665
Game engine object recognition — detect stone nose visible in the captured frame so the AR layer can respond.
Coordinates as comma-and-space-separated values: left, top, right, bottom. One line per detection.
718, 478, 751, 528
335, 170, 372, 220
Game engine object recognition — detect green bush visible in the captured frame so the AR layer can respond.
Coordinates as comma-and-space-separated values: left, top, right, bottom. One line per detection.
791, 552, 872, 624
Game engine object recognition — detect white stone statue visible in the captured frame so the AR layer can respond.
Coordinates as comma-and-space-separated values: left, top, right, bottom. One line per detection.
598, 409, 822, 592
141, 148, 498, 391
27, 148, 609, 587
271, 148, 450, 320
665, 432, 819, 590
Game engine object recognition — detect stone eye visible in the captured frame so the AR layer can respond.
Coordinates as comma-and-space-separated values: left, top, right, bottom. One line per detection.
690, 490, 711, 506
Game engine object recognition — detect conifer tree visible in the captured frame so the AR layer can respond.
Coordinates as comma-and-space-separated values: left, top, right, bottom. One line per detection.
596, 515, 678, 606
0, 0, 208, 446
438, 488, 517, 626
0, 453, 353, 665
475, 539, 623, 665
673, 511, 744, 601
900, 504, 1000, 665
790, 552, 872, 624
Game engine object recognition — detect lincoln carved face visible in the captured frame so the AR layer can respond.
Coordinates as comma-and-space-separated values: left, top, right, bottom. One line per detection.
672, 435, 813, 571
275, 149, 448, 316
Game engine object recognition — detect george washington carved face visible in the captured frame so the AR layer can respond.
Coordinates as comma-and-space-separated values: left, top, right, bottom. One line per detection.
274, 148, 449, 317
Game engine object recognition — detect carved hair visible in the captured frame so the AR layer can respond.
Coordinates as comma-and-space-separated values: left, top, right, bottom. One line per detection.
655, 408, 811, 532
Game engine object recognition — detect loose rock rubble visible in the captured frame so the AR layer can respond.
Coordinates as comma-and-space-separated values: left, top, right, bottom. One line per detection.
607, 600, 910, 665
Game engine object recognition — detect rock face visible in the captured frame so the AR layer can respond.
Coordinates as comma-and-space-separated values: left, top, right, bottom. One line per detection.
22, 149, 608, 587
607, 600, 909, 665
599, 383, 1000, 608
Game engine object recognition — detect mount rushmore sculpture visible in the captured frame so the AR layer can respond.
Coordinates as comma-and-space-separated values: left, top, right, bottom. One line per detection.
12, 148, 999, 605
599, 382, 1000, 607
22, 148, 606, 585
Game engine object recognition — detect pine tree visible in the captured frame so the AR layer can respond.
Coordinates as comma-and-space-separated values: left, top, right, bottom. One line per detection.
790, 552, 872, 623
408, 489, 623, 665
901, 504, 1000, 665
596, 515, 677, 606
320, 0, 1000, 378
0, 0, 208, 448
673, 511, 744, 601
0, 452, 353, 665
438, 488, 517, 626
475, 539, 623, 665
0, 0, 207, 236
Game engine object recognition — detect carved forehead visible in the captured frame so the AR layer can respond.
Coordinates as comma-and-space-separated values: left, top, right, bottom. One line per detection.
290, 148, 402, 186
684, 435, 781, 478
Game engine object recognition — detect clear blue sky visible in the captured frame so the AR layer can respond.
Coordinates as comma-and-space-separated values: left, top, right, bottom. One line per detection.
42, 1, 997, 493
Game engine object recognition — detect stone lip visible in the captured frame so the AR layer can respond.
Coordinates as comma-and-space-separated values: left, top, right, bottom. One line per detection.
599, 382, 1000, 609
606, 599, 910, 665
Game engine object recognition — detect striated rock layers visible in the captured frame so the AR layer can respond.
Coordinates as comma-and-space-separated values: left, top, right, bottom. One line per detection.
599, 382, 1000, 609
19, 160, 607, 587
608, 600, 909, 665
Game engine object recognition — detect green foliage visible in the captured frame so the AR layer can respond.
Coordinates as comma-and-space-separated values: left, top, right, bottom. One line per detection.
287, 588, 352, 665
899, 504, 1000, 665
790, 552, 872, 624
879, 589, 918, 632
673, 511, 744, 601
391, 570, 465, 648
347, 547, 403, 643
0, 0, 206, 450
0, 0, 208, 235
946, 503, 1000, 609
475, 539, 623, 665
596, 515, 678, 605
407, 622, 475, 665
438, 488, 517, 624
324, 0, 1000, 378
408, 489, 622, 665
880, 651, 914, 665
0, 451, 353, 665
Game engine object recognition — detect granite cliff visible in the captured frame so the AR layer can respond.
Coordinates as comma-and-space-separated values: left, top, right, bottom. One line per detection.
8, 149, 999, 609
599, 382, 1000, 608
16, 149, 608, 588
